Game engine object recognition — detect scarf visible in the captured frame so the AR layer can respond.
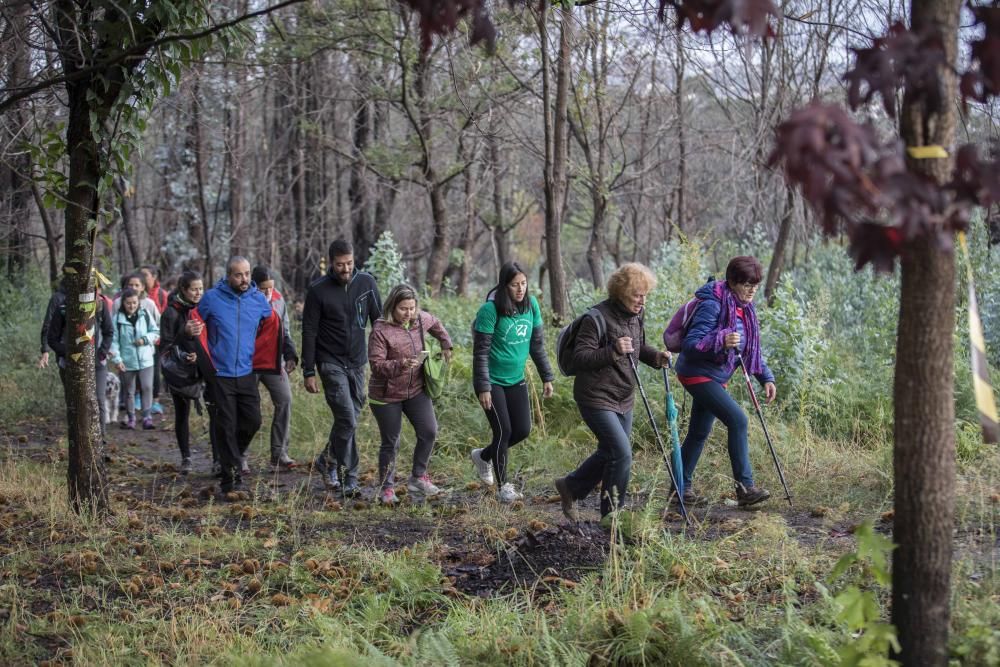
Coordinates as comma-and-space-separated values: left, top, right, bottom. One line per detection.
694, 281, 763, 376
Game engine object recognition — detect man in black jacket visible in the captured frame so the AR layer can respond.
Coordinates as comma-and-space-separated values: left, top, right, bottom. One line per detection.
301, 239, 382, 496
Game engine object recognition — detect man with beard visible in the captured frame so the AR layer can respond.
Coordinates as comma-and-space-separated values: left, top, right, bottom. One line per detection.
186, 256, 281, 494
302, 239, 382, 497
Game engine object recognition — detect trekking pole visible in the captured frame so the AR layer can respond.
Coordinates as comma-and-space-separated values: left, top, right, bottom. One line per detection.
662, 363, 685, 498
628, 354, 690, 525
735, 353, 792, 506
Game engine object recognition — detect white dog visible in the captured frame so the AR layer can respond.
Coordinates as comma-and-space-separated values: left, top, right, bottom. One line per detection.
104, 371, 121, 425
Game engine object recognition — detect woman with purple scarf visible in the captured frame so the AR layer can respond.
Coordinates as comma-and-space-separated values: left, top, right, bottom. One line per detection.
673, 256, 776, 507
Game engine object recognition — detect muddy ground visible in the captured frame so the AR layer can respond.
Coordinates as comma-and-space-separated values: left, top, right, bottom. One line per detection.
0, 400, 878, 605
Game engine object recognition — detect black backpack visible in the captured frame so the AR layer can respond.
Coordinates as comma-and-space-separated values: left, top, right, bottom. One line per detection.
555, 307, 607, 376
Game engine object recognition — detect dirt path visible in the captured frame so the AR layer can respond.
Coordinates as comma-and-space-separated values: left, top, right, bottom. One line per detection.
1, 404, 863, 599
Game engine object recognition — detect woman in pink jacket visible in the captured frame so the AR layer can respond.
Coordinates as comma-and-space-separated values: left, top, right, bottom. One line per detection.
368, 284, 453, 505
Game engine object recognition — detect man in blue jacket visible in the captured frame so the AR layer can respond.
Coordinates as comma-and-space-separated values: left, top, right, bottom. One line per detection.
186, 256, 276, 494
301, 239, 381, 496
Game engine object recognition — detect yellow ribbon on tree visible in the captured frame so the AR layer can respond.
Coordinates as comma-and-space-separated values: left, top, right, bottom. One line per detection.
958, 232, 999, 444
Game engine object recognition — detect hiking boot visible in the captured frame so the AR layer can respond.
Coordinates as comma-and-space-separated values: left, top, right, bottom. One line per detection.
498, 483, 523, 504
151, 402, 164, 415
553, 477, 579, 522
271, 455, 297, 470
735, 483, 771, 507
123, 416, 136, 430
324, 469, 341, 491
673, 487, 709, 507
312, 454, 337, 477
341, 482, 362, 499
407, 475, 442, 497
180, 458, 192, 475
379, 487, 400, 506
142, 417, 155, 430
470, 448, 494, 485
212, 461, 223, 479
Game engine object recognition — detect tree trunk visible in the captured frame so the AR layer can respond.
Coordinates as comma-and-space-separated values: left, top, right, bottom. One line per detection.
413, 47, 451, 294
30, 180, 61, 285
891, 1, 961, 664
62, 79, 109, 515
673, 30, 687, 235
113, 178, 141, 270
349, 87, 371, 266
763, 185, 795, 305
190, 81, 213, 281
372, 98, 396, 264
227, 64, 246, 258
539, 3, 570, 320
457, 141, 479, 296
2, 2, 32, 282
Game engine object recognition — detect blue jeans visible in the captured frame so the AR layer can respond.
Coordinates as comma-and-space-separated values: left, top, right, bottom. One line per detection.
680, 381, 753, 489
564, 407, 634, 517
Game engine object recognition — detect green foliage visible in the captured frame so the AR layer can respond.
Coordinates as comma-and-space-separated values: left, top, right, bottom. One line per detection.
0, 271, 64, 424
366, 231, 408, 290
827, 522, 899, 666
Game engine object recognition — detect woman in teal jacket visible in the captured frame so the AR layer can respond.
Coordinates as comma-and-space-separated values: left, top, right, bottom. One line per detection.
111, 288, 160, 430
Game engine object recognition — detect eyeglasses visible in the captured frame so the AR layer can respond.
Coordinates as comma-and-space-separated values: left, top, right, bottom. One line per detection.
737, 282, 760, 291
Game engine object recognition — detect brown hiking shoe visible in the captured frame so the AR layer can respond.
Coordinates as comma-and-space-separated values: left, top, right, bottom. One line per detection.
735, 483, 771, 507
553, 477, 579, 522
673, 488, 708, 507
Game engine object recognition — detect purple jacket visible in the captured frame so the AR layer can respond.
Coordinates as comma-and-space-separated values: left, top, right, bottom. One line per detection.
674, 281, 774, 385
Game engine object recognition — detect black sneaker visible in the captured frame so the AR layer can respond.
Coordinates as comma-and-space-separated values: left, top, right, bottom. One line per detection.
180, 458, 192, 475
341, 483, 362, 499
735, 483, 771, 507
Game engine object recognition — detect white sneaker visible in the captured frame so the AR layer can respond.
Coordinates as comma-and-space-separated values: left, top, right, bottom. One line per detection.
407, 475, 442, 496
470, 448, 494, 485
498, 483, 523, 504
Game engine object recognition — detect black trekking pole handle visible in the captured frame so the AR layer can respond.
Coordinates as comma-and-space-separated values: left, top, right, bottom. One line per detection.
735, 353, 792, 506
628, 353, 690, 525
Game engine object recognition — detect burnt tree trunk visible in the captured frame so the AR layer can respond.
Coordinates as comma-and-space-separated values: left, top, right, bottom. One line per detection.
891, 1, 961, 664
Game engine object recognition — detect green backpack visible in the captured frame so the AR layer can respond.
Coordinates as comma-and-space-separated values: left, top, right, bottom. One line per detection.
418, 315, 448, 400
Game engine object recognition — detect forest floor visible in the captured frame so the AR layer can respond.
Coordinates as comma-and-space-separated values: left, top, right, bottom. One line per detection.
1, 401, 997, 665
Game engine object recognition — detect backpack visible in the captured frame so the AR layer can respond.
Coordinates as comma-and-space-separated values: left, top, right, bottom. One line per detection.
555, 307, 607, 377
662, 297, 701, 353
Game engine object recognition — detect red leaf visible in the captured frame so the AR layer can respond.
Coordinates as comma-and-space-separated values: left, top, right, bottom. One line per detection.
659, 0, 780, 38
843, 22, 946, 118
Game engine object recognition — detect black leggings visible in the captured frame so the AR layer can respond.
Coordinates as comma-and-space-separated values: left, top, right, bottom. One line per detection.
171, 392, 192, 459
479, 382, 531, 485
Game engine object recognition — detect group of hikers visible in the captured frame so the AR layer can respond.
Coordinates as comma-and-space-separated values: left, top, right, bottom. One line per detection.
40, 239, 778, 519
